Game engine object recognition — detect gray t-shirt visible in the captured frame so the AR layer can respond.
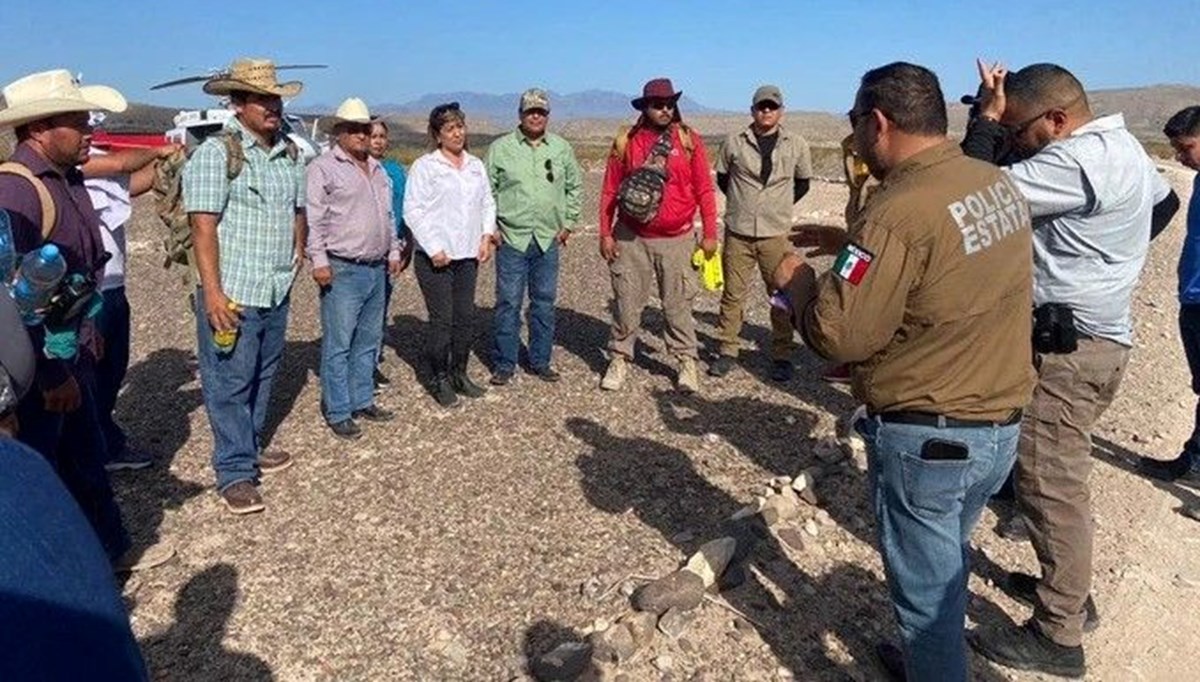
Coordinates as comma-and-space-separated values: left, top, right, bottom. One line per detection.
1005, 114, 1170, 346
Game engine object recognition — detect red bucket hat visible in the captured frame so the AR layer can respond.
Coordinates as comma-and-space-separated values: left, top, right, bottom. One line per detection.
631, 78, 683, 110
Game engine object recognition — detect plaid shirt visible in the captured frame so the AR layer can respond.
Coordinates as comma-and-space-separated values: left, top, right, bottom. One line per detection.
182, 117, 305, 307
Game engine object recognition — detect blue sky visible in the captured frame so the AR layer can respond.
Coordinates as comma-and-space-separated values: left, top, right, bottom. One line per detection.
4, 0, 1197, 113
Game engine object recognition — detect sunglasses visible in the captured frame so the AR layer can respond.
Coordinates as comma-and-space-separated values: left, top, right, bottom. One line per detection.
647, 101, 676, 111
523, 108, 549, 118
754, 101, 781, 113
544, 159, 554, 183
1002, 94, 1083, 139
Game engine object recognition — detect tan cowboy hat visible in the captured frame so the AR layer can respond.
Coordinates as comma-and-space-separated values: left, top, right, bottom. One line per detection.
318, 97, 377, 134
0, 69, 126, 129
203, 58, 303, 98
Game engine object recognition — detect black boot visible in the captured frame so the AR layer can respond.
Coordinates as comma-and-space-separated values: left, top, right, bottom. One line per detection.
1006, 572, 1100, 633
450, 353, 486, 398
969, 621, 1085, 679
430, 374, 459, 407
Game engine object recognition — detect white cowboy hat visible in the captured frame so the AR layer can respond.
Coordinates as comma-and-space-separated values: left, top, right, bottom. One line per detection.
318, 97, 377, 134
203, 58, 303, 98
0, 69, 126, 129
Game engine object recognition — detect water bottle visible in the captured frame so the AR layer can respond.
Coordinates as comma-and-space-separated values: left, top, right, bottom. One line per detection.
0, 209, 14, 284
11, 244, 67, 325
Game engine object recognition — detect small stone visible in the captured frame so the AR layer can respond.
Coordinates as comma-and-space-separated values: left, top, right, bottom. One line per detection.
531, 642, 592, 681
620, 581, 637, 597
790, 471, 810, 494
633, 570, 706, 614
798, 486, 820, 507
733, 616, 754, 634
434, 628, 453, 642
442, 640, 468, 666
658, 607, 697, 639
678, 638, 695, 654
671, 530, 696, 544
730, 504, 759, 521
592, 617, 610, 633
590, 623, 636, 664
776, 666, 794, 680
785, 415, 797, 425
815, 510, 833, 526
761, 496, 800, 527
581, 576, 603, 600
685, 537, 737, 588
654, 654, 675, 672
622, 611, 659, 650
777, 527, 807, 551
804, 519, 819, 537
703, 432, 721, 444
771, 475, 793, 489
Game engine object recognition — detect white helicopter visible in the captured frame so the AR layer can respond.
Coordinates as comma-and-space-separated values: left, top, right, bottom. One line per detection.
149, 64, 330, 163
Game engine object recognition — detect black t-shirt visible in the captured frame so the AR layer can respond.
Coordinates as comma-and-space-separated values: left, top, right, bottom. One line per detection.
754, 129, 778, 185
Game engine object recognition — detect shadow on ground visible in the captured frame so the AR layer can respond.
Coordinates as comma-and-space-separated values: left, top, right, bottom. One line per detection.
141, 563, 273, 681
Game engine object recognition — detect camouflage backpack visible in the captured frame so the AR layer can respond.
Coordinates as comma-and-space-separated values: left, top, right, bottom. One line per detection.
614, 126, 691, 224
153, 131, 297, 287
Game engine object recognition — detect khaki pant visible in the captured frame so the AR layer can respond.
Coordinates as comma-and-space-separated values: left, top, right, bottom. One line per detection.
1016, 337, 1128, 647
607, 224, 698, 361
715, 232, 796, 359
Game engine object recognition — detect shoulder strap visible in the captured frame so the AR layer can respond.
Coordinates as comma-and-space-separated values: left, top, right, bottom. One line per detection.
219, 133, 245, 181
0, 162, 56, 240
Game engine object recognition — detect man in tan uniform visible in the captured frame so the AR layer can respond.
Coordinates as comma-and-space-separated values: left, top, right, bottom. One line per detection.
776, 62, 1034, 681
709, 85, 812, 382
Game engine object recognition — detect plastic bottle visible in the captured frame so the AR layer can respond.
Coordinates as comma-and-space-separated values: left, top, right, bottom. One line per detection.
11, 244, 67, 325
0, 209, 14, 284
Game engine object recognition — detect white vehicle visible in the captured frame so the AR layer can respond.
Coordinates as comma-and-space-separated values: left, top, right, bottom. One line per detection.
165, 107, 325, 163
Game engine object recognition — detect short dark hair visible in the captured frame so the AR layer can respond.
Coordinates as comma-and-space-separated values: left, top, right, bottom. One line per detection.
1164, 106, 1200, 139
1005, 63, 1088, 112
857, 62, 947, 136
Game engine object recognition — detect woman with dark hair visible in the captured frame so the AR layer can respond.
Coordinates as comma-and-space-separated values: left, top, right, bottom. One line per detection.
403, 103, 496, 407
367, 119, 410, 390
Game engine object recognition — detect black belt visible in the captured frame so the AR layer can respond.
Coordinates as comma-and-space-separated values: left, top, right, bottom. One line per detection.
874, 409, 1023, 429
329, 254, 386, 267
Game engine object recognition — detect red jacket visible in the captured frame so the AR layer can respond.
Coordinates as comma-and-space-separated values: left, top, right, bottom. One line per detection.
599, 124, 718, 240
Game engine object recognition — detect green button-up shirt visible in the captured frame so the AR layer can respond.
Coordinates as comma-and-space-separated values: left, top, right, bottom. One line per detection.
182, 117, 305, 308
485, 129, 582, 253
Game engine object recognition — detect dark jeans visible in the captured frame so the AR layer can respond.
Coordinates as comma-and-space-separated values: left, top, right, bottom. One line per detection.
414, 252, 478, 376
319, 259, 385, 423
15, 360, 131, 562
95, 287, 131, 459
1182, 304, 1200, 465
194, 288, 290, 492
493, 240, 560, 373
0, 437, 149, 681
380, 276, 394, 363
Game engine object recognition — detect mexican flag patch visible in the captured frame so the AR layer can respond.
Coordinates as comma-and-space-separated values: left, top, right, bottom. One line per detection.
833, 242, 874, 285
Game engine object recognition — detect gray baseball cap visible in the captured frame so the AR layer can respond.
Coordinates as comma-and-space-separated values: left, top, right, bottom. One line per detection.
752, 85, 784, 107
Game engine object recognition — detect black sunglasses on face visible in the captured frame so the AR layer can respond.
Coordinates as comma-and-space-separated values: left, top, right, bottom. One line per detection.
544, 158, 554, 183
647, 101, 676, 111
754, 102, 780, 113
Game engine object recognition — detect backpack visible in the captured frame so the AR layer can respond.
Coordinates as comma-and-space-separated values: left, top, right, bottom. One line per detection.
153, 131, 298, 287
612, 124, 695, 224
0, 162, 57, 240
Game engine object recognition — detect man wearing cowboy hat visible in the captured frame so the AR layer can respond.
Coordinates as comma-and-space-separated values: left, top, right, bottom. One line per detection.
0, 68, 174, 572
182, 58, 308, 515
306, 98, 402, 440
598, 77, 718, 394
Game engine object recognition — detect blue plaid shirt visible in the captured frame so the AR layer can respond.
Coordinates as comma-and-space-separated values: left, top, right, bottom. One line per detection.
182, 117, 305, 308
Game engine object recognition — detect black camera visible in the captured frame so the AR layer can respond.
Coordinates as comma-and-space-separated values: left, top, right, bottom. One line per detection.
1032, 303, 1078, 354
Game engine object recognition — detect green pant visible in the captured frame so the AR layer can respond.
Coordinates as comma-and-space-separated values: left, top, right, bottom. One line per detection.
715, 232, 796, 360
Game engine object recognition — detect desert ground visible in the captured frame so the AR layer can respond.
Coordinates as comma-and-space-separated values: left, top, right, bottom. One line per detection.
108, 161, 1200, 681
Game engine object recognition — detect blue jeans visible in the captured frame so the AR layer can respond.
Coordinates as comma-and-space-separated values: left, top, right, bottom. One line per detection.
15, 362, 131, 562
95, 287, 131, 460
319, 259, 385, 423
493, 240, 560, 373
194, 289, 290, 492
0, 437, 149, 681
858, 416, 1019, 682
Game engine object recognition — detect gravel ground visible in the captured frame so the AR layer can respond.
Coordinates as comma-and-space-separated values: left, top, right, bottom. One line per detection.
110, 165, 1200, 681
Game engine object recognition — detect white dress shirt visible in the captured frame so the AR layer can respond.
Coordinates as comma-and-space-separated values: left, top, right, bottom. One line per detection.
403, 149, 496, 260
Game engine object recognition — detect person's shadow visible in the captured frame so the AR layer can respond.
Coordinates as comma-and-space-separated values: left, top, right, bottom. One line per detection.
260, 339, 321, 445
1092, 436, 1200, 517
555, 307, 676, 380
141, 564, 273, 681
568, 417, 890, 678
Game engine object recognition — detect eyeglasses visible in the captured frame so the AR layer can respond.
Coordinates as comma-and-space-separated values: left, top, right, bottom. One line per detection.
647, 101, 676, 111
754, 102, 781, 113
544, 159, 554, 183
1003, 94, 1083, 139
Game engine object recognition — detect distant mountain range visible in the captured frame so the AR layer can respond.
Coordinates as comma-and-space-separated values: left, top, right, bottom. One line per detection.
304, 89, 730, 121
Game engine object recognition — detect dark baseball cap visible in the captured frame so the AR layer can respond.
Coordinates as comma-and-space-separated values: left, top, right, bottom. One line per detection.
752, 85, 783, 107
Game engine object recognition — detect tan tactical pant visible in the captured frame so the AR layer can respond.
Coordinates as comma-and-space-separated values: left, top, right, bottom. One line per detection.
715, 232, 796, 359
607, 224, 698, 361
1016, 337, 1128, 647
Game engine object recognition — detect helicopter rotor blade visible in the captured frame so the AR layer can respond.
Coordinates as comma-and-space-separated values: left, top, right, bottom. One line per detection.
149, 74, 223, 90
274, 64, 328, 71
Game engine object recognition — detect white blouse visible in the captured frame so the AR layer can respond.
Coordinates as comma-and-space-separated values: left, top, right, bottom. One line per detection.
403, 149, 497, 260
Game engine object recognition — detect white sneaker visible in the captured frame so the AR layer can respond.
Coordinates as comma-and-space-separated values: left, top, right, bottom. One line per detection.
600, 356, 628, 391
676, 357, 700, 394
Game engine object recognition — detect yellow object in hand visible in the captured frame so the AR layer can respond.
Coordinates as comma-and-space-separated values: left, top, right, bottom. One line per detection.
691, 247, 724, 292
213, 300, 241, 354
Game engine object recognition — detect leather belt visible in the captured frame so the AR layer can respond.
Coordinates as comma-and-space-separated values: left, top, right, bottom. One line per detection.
329, 254, 386, 267
874, 409, 1023, 429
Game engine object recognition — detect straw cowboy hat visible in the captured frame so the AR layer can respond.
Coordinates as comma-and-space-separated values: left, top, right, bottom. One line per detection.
0, 69, 126, 129
318, 97, 377, 134
203, 58, 303, 98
